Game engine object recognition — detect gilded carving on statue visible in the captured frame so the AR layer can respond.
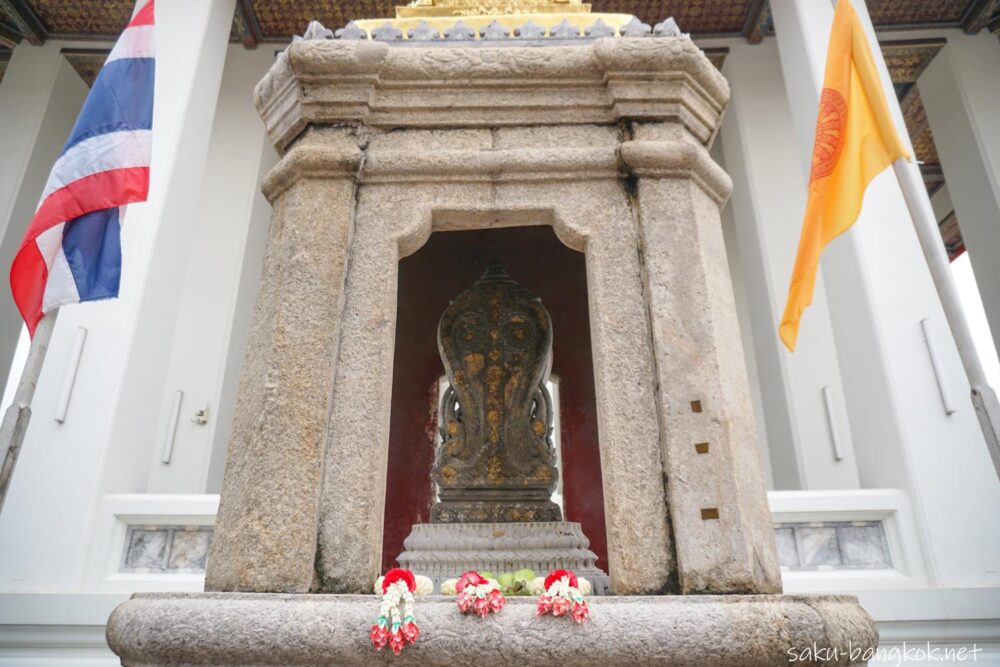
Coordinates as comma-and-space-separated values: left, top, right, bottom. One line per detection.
431, 262, 561, 523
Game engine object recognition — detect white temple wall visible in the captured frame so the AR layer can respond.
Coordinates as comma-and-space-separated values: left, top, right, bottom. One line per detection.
771, 0, 1000, 589
144, 44, 277, 495
717, 179, 775, 490
0, 44, 91, 424
0, 0, 235, 593
99, 0, 237, 497
919, 30, 1000, 360
716, 37, 860, 492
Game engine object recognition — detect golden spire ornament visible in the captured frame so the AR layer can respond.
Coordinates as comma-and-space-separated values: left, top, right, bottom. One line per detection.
353, 0, 634, 40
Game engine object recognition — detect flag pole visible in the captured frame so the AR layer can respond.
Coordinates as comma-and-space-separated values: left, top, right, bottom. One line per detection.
892, 157, 1000, 480
0, 310, 58, 514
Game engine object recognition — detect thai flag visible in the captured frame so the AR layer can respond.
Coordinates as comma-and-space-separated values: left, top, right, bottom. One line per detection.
9, 1, 155, 336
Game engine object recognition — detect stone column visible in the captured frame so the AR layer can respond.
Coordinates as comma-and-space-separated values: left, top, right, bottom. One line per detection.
622, 129, 781, 594
206, 129, 362, 592
570, 181, 675, 595
919, 32, 1000, 359
772, 0, 1000, 585
717, 40, 860, 491
314, 185, 402, 594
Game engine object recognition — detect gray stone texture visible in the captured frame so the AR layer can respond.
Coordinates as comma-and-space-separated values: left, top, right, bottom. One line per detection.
204, 129, 361, 593
778, 522, 892, 570
314, 140, 673, 594
253, 38, 729, 152
107, 592, 878, 667
397, 522, 610, 594
623, 123, 782, 594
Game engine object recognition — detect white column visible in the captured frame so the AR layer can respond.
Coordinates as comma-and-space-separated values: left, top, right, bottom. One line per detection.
146, 45, 278, 494
771, 0, 1000, 588
0, 44, 89, 410
918, 31, 1000, 358
0, 0, 236, 593
718, 39, 860, 491
99, 0, 238, 495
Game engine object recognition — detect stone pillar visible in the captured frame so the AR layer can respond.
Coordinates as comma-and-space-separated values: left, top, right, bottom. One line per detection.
717, 40, 860, 491
622, 129, 781, 594
919, 32, 1000, 359
0, 44, 88, 412
0, 0, 235, 594
315, 177, 401, 594
572, 182, 675, 595
206, 129, 362, 592
772, 0, 1000, 585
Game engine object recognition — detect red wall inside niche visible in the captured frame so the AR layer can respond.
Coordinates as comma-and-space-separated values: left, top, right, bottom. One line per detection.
381, 225, 608, 573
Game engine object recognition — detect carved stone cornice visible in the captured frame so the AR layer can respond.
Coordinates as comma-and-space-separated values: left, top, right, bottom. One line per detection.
620, 139, 733, 204
361, 146, 621, 183
260, 130, 363, 202
255, 37, 729, 152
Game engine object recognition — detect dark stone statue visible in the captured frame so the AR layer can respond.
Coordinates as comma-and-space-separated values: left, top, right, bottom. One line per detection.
431, 262, 562, 523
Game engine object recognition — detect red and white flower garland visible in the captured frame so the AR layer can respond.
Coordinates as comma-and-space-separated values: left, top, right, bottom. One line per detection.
455, 570, 506, 617
370, 567, 590, 653
536, 569, 590, 623
370, 568, 420, 655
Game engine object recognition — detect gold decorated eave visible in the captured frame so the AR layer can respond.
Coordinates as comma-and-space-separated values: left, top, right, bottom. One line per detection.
355, 0, 635, 40
398, 0, 591, 17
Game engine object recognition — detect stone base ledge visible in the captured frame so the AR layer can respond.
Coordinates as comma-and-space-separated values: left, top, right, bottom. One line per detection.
107, 592, 877, 666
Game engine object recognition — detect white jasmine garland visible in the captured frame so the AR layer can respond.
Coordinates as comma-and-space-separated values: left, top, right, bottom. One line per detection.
528, 576, 546, 596
414, 575, 433, 596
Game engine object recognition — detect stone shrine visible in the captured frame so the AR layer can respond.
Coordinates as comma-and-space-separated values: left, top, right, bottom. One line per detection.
107, 0, 879, 663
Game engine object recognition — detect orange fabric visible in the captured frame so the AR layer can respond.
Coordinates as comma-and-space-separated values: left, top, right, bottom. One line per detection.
779, 0, 909, 351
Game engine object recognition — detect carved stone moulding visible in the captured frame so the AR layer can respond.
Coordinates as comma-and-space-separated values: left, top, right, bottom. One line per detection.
254, 37, 729, 152
397, 521, 610, 593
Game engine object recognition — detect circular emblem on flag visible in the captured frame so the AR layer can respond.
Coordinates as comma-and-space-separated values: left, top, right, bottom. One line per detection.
810, 88, 848, 183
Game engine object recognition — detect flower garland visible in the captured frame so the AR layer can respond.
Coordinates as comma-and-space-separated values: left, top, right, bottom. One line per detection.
370, 568, 421, 655
536, 569, 590, 623
454, 570, 506, 617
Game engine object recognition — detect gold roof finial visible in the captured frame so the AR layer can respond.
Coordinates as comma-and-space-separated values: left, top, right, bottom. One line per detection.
398, 0, 591, 18
353, 0, 633, 39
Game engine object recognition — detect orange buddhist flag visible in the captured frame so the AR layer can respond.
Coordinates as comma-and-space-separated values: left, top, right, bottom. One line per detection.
779, 0, 910, 351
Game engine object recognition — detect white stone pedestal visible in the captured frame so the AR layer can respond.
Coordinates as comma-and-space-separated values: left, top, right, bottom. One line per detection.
398, 522, 611, 594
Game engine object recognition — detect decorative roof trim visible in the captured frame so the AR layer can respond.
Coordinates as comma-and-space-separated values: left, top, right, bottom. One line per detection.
0, 0, 45, 45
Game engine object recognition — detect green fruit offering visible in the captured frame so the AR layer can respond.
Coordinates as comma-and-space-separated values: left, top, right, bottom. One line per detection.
514, 568, 535, 583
